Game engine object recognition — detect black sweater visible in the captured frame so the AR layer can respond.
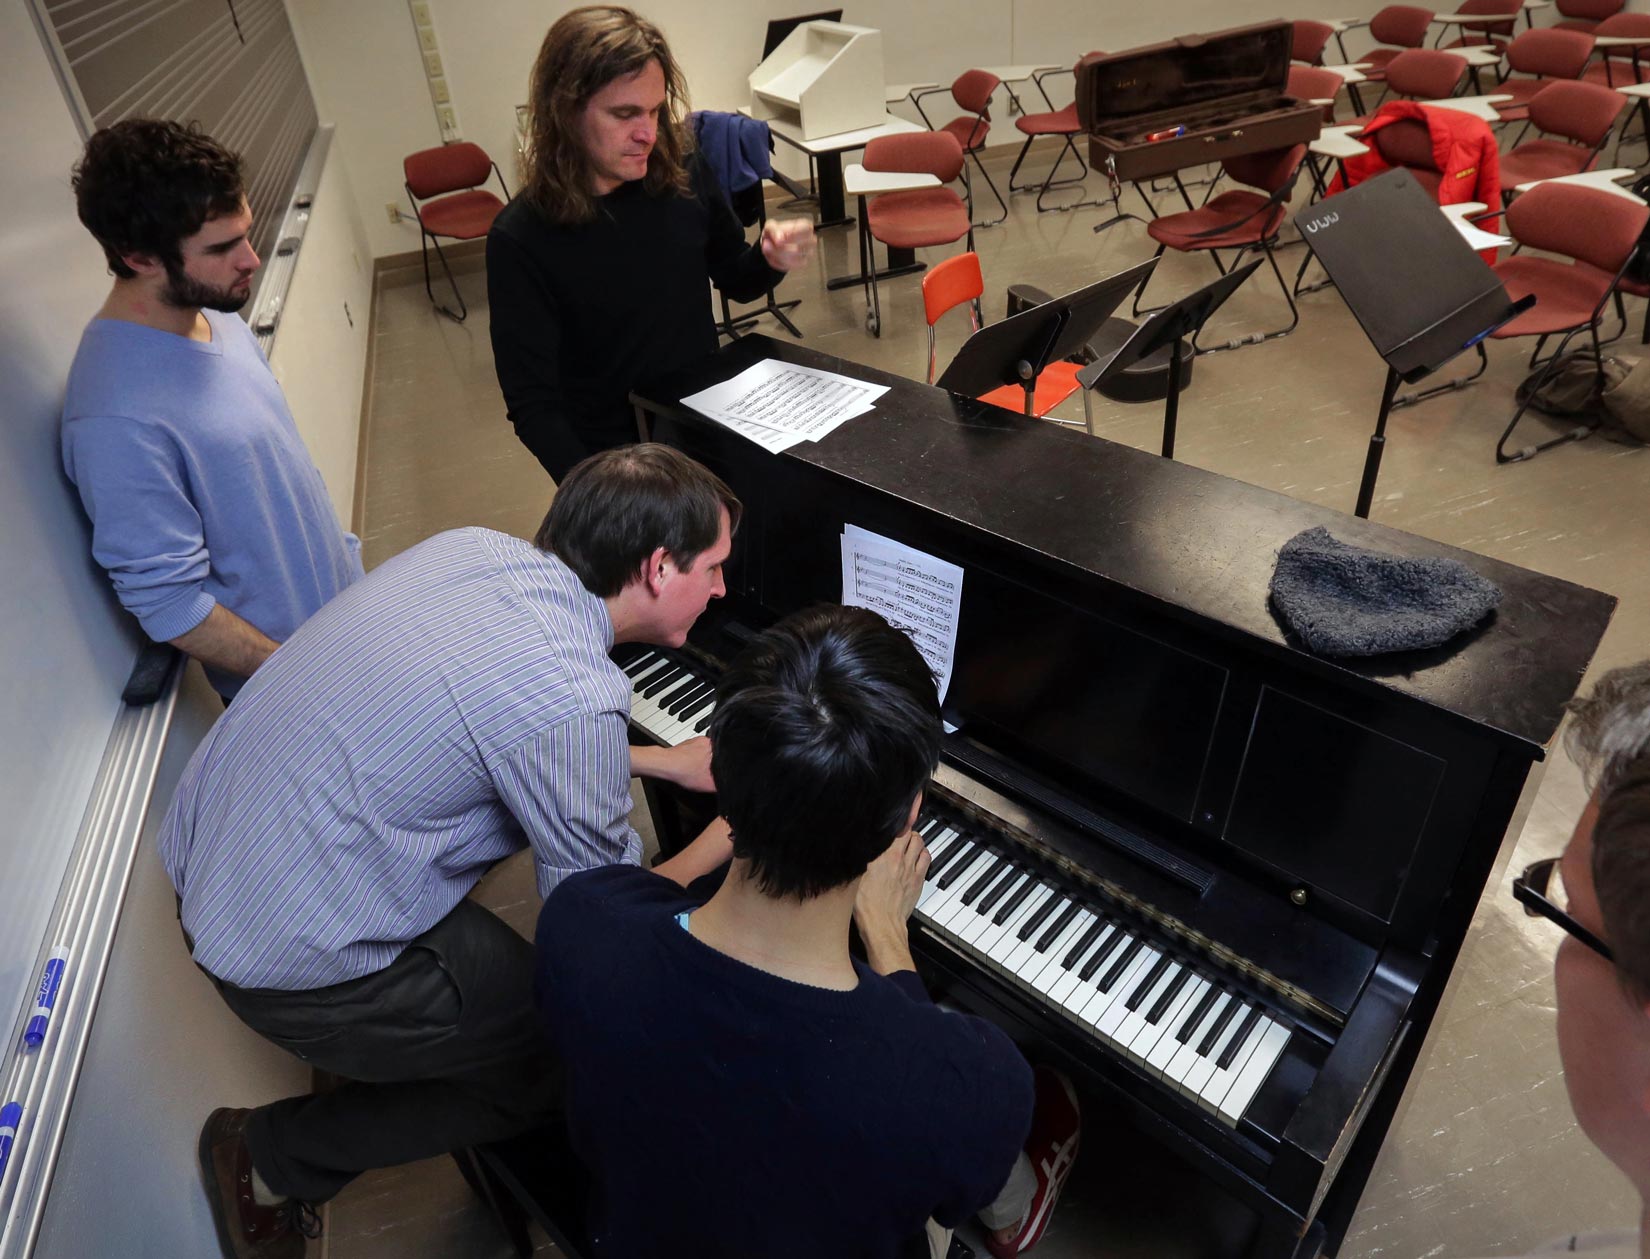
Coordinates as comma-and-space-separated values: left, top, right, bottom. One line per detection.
486, 154, 783, 481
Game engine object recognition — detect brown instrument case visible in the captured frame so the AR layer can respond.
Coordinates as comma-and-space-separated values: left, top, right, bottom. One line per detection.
1076, 22, 1322, 182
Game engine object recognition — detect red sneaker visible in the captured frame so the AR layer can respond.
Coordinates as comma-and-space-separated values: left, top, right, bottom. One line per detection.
983, 1066, 1081, 1257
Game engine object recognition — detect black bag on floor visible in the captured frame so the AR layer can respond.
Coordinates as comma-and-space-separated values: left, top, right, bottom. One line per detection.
1514, 351, 1625, 419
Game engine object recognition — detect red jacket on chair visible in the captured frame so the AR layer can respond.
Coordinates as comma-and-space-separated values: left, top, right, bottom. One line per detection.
1329, 101, 1502, 260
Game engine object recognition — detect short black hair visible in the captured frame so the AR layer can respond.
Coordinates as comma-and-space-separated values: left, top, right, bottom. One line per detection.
709, 604, 942, 900
72, 119, 246, 279
536, 444, 742, 596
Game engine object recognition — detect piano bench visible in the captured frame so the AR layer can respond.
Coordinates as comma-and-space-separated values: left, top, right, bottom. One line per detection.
452, 1126, 591, 1259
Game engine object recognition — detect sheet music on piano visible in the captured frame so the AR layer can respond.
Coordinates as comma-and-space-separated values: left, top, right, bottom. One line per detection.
680, 358, 888, 453
840, 524, 963, 702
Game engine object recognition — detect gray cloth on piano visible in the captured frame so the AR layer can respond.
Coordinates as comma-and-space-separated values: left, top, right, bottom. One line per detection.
1269, 526, 1501, 657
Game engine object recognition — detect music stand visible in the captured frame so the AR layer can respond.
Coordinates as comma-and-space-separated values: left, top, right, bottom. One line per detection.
1293, 170, 1532, 518
936, 258, 1159, 416
1077, 259, 1262, 458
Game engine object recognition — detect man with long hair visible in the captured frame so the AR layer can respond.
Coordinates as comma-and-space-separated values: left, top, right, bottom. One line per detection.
63, 119, 362, 699
487, 6, 815, 482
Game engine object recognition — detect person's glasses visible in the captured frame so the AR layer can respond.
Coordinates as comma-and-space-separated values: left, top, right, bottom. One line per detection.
1512, 857, 1615, 964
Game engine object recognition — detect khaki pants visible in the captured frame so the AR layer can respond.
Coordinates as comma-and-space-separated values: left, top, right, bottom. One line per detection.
926, 1150, 1038, 1257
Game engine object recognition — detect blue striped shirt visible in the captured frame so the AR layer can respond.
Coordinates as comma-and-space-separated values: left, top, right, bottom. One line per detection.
159, 527, 642, 991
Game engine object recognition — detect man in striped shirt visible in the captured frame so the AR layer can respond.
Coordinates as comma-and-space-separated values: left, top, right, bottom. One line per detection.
165, 445, 737, 1259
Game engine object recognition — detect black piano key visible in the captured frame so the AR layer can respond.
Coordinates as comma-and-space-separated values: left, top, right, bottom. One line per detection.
1095, 936, 1146, 990
922, 830, 960, 867
640, 664, 688, 698
1218, 1006, 1266, 1071
667, 681, 716, 717
694, 714, 712, 733
616, 648, 654, 673
976, 867, 1024, 917
1080, 924, 1129, 982
1013, 884, 1060, 937
656, 676, 705, 713
1198, 996, 1244, 1058
1033, 899, 1081, 950
1062, 917, 1108, 970
962, 855, 1011, 905
1147, 968, 1193, 1024
993, 873, 1041, 926
935, 842, 984, 889
1177, 985, 1223, 1045
1125, 953, 1173, 1012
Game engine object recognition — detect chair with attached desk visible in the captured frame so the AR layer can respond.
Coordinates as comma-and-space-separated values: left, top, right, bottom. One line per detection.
1290, 64, 1351, 122
857, 132, 973, 337
1292, 19, 1336, 65
1553, 0, 1625, 34
914, 70, 1009, 226
1360, 5, 1440, 82
1481, 180, 1648, 460
1582, 12, 1650, 87
1006, 54, 1104, 212
1435, 0, 1522, 55
1498, 80, 1624, 193
402, 142, 510, 323
1351, 48, 1469, 119
1133, 144, 1308, 355
921, 252, 1084, 421
1495, 27, 1597, 121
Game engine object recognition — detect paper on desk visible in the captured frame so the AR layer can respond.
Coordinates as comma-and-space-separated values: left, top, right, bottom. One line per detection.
681, 358, 888, 451
841, 524, 964, 703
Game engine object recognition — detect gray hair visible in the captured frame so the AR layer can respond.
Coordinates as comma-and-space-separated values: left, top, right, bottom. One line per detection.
1565, 661, 1650, 793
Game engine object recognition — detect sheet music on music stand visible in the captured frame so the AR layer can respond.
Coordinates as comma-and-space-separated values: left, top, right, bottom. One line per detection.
840, 524, 963, 702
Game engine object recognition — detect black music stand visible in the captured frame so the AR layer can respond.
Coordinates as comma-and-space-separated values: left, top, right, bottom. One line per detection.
936, 258, 1159, 416
1077, 259, 1262, 458
1293, 170, 1532, 518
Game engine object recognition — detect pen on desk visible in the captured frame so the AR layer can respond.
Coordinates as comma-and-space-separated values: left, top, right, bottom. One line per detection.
0, 1102, 21, 1180
1146, 125, 1187, 142
23, 946, 69, 1050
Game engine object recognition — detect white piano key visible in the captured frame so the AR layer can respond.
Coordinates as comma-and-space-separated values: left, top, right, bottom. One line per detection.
1044, 919, 1111, 1005
965, 872, 1036, 951
1112, 961, 1183, 1060
923, 851, 997, 930
1026, 910, 1094, 993
978, 884, 1053, 963
1087, 946, 1158, 1038
1217, 1020, 1291, 1124
1165, 991, 1232, 1091
954, 868, 1024, 946
1002, 894, 1072, 975
1143, 976, 1210, 1076
1179, 1001, 1250, 1100
1198, 1012, 1269, 1116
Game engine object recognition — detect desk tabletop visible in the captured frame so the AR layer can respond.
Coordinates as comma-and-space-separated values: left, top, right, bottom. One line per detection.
1320, 62, 1373, 81
885, 82, 939, 104
1325, 17, 1372, 31
844, 164, 943, 196
750, 110, 926, 153
632, 333, 1614, 748
1618, 81, 1650, 98
1310, 125, 1371, 158
1421, 93, 1513, 119
1595, 33, 1650, 47
1514, 167, 1644, 201
1452, 45, 1505, 65
982, 63, 1063, 83
1440, 201, 1513, 248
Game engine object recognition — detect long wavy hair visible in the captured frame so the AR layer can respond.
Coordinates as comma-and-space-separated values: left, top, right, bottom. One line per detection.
522, 6, 694, 225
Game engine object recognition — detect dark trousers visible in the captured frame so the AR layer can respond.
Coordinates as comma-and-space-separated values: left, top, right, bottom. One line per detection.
211, 900, 560, 1203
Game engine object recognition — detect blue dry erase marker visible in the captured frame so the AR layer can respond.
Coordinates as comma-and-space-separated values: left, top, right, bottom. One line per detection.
0, 1102, 21, 1181
23, 946, 69, 1050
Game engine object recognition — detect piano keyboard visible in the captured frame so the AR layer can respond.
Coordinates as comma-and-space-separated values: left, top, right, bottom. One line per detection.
615, 643, 1290, 1129
912, 812, 1291, 1129
616, 646, 717, 746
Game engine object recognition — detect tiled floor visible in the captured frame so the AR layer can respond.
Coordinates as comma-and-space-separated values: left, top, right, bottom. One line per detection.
327, 141, 1648, 1259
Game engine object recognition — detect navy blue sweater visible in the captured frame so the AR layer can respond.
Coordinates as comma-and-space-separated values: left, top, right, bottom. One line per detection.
535, 864, 1033, 1259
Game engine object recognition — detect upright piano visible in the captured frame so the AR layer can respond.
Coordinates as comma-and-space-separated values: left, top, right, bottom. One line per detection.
625, 335, 1615, 1258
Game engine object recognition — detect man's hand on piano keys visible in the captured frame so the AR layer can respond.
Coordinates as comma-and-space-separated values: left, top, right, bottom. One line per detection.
630, 736, 717, 795
853, 830, 930, 977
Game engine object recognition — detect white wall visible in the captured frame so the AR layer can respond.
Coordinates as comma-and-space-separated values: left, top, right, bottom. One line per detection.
293, 0, 1436, 260
269, 142, 374, 528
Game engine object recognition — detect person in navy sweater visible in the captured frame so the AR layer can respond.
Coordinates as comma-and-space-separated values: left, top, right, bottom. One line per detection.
537, 604, 1080, 1257
63, 119, 361, 699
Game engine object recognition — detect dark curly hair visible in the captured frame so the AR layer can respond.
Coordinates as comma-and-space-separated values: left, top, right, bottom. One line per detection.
72, 119, 245, 278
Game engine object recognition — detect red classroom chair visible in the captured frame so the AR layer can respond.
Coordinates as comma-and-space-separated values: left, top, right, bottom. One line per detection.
403, 142, 510, 323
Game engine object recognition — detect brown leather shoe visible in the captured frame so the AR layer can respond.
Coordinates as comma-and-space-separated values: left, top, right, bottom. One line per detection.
198, 1108, 319, 1258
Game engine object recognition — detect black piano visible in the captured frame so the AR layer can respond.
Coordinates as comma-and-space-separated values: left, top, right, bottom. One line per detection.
623, 334, 1614, 1258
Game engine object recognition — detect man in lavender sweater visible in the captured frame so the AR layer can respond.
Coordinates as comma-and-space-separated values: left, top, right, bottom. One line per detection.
62, 119, 361, 699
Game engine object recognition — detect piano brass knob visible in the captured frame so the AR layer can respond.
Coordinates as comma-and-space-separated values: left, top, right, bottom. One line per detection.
1290, 887, 1309, 907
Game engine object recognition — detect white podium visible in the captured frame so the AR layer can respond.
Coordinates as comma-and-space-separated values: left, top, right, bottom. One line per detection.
750, 20, 884, 141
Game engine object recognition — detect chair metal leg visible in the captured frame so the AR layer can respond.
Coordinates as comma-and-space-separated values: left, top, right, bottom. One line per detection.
1496, 325, 1600, 463
423, 231, 468, 323
1191, 242, 1300, 355
1031, 137, 1101, 212
969, 151, 1010, 227
1391, 343, 1488, 408
1130, 244, 1169, 317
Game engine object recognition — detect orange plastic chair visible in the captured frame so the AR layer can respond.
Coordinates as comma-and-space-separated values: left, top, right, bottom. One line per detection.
922, 253, 1085, 422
